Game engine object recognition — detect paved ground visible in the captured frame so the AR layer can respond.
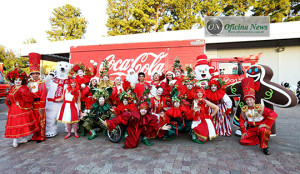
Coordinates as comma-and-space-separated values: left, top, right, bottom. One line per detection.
0, 104, 300, 174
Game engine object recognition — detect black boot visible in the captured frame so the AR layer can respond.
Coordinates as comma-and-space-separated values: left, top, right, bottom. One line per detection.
263, 147, 270, 155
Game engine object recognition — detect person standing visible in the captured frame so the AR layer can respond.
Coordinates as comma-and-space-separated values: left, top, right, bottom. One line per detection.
5, 68, 39, 147
27, 53, 47, 143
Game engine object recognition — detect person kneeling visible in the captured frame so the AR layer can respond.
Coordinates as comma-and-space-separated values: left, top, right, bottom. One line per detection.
239, 78, 278, 155
102, 102, 171, 149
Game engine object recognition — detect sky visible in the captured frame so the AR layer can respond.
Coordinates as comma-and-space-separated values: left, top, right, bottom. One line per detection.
0, 0, 108, 53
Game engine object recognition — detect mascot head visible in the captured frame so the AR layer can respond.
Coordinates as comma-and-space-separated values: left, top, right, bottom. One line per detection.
56, 61, 71, 79
195, 54, 212, 81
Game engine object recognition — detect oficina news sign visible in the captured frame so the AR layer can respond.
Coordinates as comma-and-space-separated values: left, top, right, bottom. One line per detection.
70, 39, 205, 80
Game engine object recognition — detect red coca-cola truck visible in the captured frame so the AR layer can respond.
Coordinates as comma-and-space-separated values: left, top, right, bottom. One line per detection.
70, 39, 205, 80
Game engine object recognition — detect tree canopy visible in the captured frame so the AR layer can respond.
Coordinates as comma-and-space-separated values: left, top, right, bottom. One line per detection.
46, 4, 88, 41
106, 0, 300, 36
0, 46, 30, 76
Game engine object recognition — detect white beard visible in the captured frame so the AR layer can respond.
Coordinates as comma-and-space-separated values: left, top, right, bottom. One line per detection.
126, 74, 138, 88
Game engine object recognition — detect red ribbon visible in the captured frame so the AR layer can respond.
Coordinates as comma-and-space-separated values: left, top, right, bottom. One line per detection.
254, 81, 260, 92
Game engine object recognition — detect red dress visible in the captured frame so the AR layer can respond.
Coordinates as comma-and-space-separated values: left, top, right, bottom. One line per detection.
5, 85, 39, 139
57, 89, 80, 123
189, 99, 217, 142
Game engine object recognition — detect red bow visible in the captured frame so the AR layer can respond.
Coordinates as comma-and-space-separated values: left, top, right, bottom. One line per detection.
254, 81, 260, 92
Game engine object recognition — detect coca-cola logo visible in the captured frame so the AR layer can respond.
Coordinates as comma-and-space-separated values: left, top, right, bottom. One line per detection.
223, 77, 244, 84
100, 52, 167, 77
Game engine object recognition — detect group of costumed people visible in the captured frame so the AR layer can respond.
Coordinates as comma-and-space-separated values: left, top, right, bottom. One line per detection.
4, 53, 278, 155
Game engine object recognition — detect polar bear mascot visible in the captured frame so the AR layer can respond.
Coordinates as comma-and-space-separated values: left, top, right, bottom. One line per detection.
194, 54, 214, 88
44, 61, 71, 137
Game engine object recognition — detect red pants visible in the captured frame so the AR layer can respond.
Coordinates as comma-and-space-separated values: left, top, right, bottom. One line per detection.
240, 126, 271, 149
31, 102, 46, 141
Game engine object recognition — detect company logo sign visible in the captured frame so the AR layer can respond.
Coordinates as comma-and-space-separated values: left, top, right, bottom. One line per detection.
100, 52, 167, 77
205, 16, 270, 37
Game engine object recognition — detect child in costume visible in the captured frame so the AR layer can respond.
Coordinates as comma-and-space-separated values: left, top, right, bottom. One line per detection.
189, 88, 219, 144
205, 74, 232, 136
5, 68, 39, 147
82, 88, 116, 140
102, 100, 171, 149
49, 78, 81, 139
239, 78, 278, 155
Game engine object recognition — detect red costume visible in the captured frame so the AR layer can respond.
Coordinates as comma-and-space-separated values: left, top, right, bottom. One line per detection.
5, 85, 39, 138
189, 98, 217, 142
150, 96, 166, 114
239, 105, 277, 149
110, 83, 130, 106
106, 109, 164, 148
27, 53, 47, 141
239, 78, 278, 149
114, 103, 137, 116
134, 82, 149, 99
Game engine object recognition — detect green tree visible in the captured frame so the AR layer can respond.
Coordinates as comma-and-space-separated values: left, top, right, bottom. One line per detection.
285, 0, 300, 21
167, 0, 203, 30
0, 46, 30, 76
23, 38, 37, 44
197, 0, 226, 17
223, 0, 253, 16
46, 4, 88, 41
251, 0, 291, 23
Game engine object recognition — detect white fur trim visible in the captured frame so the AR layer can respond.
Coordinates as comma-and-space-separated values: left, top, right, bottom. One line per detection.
90, 60, 95, 64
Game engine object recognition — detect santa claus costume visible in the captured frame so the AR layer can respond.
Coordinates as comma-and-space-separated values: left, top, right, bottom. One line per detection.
206, 75, 232, 136
5, 68, 39, 147
239, 78, 278, 155
27, 53, 47, 142
189, 88, 219, 144
124, 68, 138, 90
51, 78, 81, 139
110, 76, 130, 106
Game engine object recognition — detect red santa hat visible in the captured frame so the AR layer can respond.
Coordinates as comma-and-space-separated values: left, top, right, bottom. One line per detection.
29, 52, 41, 74
241, 78, 255, 100
90, 76, 100, 84
165, 70, 175, 77
114, 76, 122, 81
196, 54, 208, 67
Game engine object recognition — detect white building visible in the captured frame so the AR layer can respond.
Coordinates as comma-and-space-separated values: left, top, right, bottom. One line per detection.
21, 21, 300, 85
